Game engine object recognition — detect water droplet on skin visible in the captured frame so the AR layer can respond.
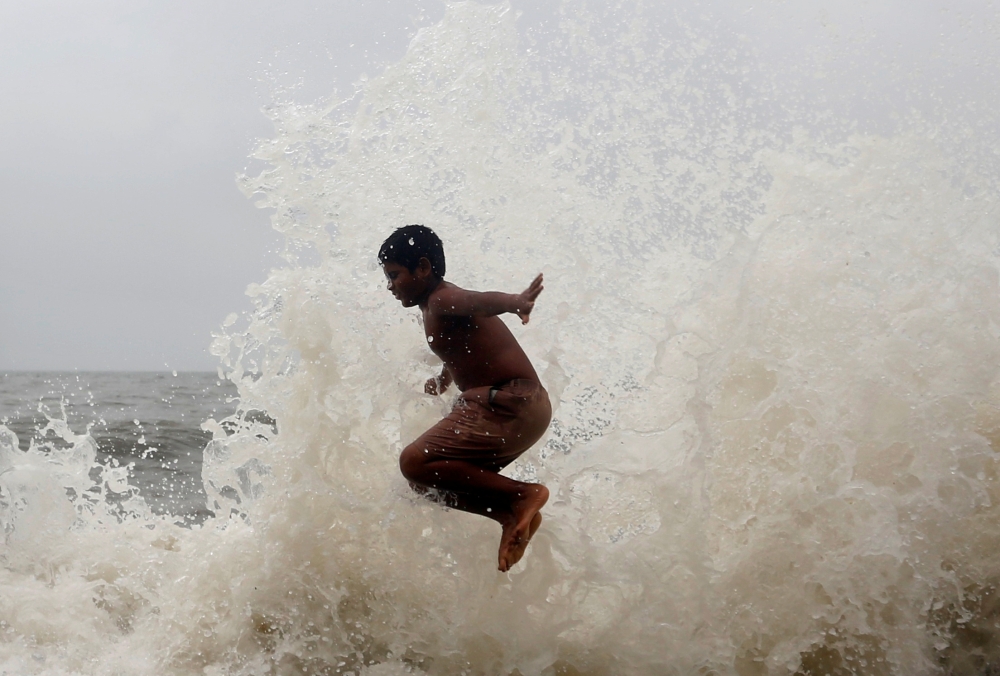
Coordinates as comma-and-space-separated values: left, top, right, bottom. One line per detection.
408, 237, 414, 245
427, 335, 434, 342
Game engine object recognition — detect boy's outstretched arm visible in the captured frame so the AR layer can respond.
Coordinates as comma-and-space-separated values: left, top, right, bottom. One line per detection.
430, 274, 544, 324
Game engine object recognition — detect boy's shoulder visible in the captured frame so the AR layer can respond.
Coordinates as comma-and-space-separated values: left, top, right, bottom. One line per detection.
426, 280, 464, 311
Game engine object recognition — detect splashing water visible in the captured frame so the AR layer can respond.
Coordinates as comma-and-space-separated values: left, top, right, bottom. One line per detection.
3, 2, 1000, 674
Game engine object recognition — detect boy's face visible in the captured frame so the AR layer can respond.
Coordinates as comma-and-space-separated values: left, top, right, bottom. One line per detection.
382, 260, 429, 307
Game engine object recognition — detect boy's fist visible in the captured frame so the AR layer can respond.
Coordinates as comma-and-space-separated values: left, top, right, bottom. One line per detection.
425, 376, 446, 395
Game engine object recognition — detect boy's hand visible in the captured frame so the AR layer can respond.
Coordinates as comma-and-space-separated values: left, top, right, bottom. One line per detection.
515, 273, 544, 324
425, 375, 449, 395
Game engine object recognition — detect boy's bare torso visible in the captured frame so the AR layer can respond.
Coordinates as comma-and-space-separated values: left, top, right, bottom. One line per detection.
422, 281, 539, 392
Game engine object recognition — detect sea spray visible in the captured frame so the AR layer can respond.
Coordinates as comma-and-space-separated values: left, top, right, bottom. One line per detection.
2, 1, 1000, 674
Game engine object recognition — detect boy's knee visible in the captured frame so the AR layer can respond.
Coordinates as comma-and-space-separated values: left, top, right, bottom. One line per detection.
399, 443, 430, 483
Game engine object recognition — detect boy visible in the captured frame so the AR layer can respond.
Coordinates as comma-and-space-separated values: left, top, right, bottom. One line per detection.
378, 225, 551, 572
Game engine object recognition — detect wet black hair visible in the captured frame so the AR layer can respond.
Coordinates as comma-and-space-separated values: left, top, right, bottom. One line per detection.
378, 225, 446, 278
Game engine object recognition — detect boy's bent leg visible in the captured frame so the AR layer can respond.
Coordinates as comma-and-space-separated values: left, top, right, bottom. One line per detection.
399, 384, 552, 570
428, 482, 546, 565
398, 381, 550, 490
400, 446, 548, 570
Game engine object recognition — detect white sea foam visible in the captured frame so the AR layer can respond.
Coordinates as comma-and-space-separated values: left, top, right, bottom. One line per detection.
2, 2, 1000, 674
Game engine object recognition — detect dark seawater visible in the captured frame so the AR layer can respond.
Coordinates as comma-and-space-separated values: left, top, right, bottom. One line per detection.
0, 371, 237, 522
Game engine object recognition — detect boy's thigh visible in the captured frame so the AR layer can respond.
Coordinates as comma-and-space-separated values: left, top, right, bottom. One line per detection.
410, 398, 522, 472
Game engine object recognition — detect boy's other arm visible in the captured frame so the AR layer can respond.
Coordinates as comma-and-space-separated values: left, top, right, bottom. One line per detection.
425, 365, 453, 395
430, 274, 544, 325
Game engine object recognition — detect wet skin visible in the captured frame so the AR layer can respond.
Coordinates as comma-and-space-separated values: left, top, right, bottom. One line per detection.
383, 257, 549, 571
382, 260, 541, 391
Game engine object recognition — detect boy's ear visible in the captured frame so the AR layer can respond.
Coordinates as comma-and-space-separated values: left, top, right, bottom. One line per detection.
416, 256, 433, 277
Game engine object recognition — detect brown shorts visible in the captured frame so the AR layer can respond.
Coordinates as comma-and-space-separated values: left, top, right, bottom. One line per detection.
411, 379, 552, 472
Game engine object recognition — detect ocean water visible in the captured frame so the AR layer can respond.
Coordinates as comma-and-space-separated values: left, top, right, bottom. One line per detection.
3, 1, 1000, 674
0, 372, 237, 523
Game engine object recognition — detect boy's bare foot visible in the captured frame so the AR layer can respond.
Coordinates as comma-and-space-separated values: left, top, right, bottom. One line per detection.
498, 484, 549, 572
505, 512, 542, 569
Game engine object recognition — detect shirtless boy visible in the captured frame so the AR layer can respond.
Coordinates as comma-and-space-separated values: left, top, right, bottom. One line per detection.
378, 225, 551, 572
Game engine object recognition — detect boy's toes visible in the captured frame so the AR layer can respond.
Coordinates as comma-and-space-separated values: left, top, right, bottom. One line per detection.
498, 523, 516, 571
498, 543, 514, 572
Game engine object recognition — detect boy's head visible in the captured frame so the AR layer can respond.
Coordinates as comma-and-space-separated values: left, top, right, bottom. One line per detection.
378, 225, 446, 278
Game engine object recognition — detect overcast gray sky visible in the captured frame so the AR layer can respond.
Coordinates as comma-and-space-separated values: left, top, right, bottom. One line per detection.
0, 0, 443, 371
1, 0, 995, 372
